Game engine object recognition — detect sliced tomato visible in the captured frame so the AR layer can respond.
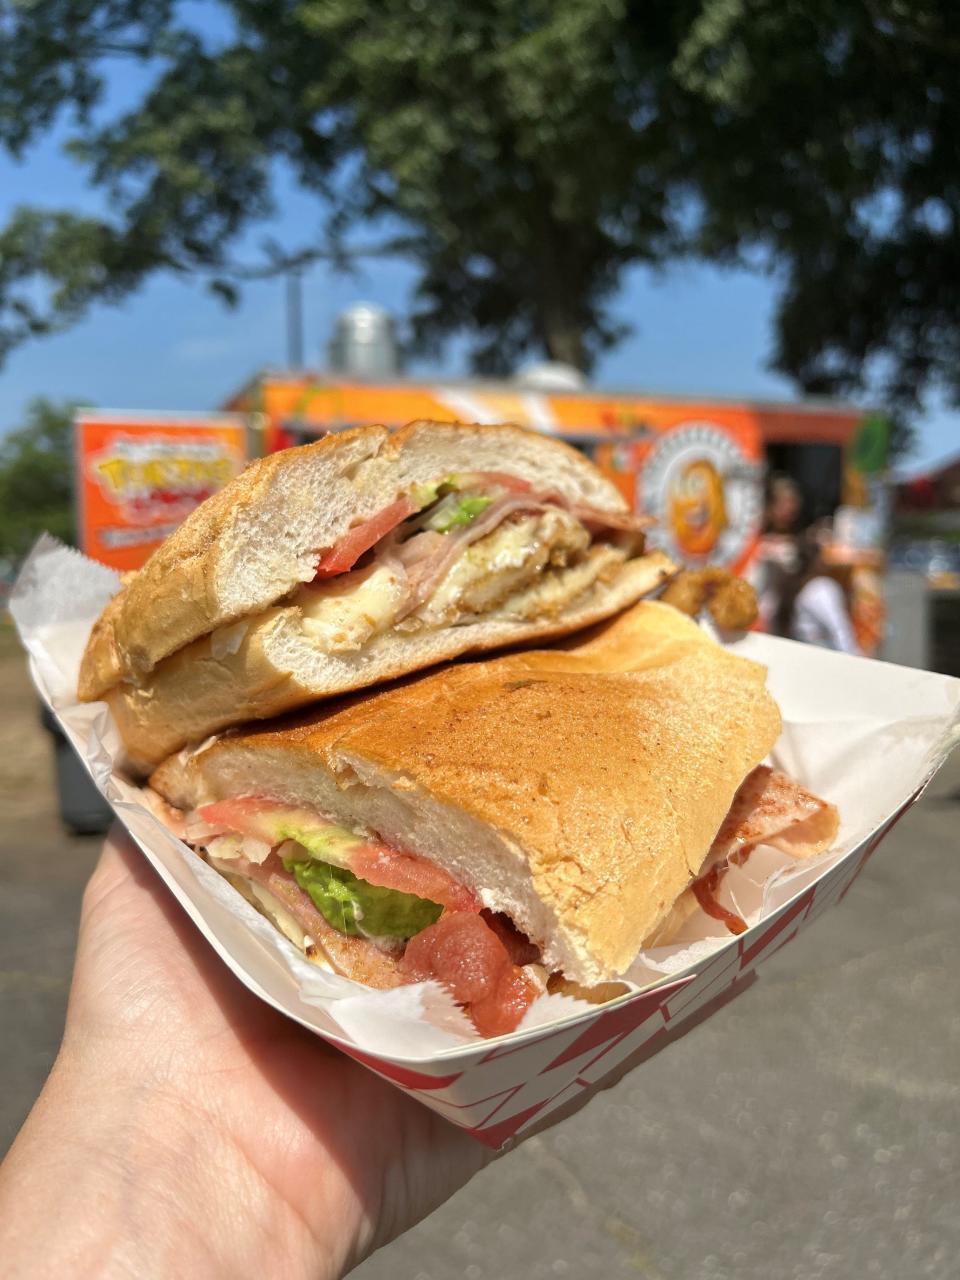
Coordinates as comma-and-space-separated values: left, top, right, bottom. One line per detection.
401, 912, 539, 1036
471, 970, 540, 1039
348, 843, 480, 913
313, 496, 416, 579
197, 796, 288, 843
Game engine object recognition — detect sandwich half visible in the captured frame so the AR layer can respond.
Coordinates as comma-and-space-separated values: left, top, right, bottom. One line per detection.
78, 420, 673, 765
148, 601, 838, 1037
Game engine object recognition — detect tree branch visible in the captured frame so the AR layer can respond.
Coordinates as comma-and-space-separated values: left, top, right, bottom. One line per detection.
197, 240, 415, 281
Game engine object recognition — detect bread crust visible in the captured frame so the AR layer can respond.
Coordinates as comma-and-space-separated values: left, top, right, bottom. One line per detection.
109, 551, 675, 767
77, 425, 388, 699
151, 601, 782, 981
78, 420, 630, 701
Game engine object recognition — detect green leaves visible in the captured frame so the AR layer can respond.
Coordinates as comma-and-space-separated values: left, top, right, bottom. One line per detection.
423, 492, 494, 532
0, 0, 691, 374
0, 397, 80, 562
674, 0, 960, 423
284, 856, 443, 939
0, 0, 957, 429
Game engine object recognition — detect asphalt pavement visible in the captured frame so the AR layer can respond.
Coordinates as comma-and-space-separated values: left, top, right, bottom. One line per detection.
2, 626, 958, 1279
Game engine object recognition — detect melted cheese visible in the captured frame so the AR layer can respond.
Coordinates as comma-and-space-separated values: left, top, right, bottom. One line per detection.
299, 563, 407, 651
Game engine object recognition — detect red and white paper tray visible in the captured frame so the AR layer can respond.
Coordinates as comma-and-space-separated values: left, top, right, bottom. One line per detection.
12, 538, 960, 1149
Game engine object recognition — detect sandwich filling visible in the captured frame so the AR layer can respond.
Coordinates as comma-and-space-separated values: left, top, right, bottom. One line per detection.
286, 471, 651, 654
174, 765, 838, 1037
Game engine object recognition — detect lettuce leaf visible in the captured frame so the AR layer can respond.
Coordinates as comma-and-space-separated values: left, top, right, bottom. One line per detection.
424, 492, 494, 533
283, 857, 443, 939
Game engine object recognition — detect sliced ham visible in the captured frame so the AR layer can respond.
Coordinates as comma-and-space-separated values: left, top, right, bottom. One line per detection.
394, 492, 560, 618
684, 766, 840, 938
457, 470, 533, 494
463, 470, 652, 535
570, 504, 654, 535
709, 765, 839, 862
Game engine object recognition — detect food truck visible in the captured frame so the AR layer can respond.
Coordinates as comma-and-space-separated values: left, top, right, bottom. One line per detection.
71, 377, 885, 649
74, 411, 248, 572
224, 371, 871, 577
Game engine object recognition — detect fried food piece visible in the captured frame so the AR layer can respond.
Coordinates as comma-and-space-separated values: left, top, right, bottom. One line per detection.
709, 575, 757, 630
661, 567, 758, 631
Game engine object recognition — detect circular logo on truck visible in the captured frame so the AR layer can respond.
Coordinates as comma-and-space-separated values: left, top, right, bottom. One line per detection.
639, 423, 763, 568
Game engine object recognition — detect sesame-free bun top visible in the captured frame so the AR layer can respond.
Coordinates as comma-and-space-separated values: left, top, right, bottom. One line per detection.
78, 420, 630, 701
151, 601, 782, 985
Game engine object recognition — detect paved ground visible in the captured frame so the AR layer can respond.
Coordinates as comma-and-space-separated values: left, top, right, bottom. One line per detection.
2, 623, 958, 1279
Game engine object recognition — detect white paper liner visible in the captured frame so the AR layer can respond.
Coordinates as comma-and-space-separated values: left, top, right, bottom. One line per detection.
11, 536, 960, 1061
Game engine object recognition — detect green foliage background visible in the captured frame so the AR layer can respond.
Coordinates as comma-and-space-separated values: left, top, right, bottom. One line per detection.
0, 0, 956, 428
0, 399, 78, 563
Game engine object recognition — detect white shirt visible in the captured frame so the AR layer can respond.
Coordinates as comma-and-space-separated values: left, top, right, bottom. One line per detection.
791, 576, 862, 655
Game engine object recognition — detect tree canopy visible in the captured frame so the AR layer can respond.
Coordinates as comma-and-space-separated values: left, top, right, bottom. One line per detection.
0, 0, 958, 415
0, 398, 77, 562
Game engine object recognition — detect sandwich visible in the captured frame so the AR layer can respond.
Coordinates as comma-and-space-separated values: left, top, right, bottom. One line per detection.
148, 601, 839, 1038
78, 420, 672, 767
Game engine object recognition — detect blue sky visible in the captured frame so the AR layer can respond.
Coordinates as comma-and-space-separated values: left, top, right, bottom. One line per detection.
1, 58, 957, 474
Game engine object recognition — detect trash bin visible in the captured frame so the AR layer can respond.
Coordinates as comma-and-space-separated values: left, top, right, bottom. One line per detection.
40, 704, 113, 836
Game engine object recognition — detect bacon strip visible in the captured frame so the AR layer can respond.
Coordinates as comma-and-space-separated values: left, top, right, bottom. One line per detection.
691, 864, 748, 935
685, 767, 840, 937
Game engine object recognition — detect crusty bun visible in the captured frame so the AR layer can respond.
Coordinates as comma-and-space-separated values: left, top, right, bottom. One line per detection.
151, 601, 781, 985
109, 549, 673, 767
78, 420, 632, 701
79, 419, 673, 764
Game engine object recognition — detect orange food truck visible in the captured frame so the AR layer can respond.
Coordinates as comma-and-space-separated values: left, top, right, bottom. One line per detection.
74, 411, 248, 572
225, 371, 869, 568
72, 376, 885, 650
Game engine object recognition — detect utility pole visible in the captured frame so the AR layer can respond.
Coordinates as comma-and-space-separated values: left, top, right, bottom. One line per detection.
286, 268, 304, 368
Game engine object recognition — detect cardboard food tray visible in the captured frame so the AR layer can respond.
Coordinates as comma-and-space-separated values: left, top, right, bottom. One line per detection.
11, 538, 960, 1149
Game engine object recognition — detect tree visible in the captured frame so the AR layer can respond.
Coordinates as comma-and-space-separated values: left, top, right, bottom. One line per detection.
0, 398, 78, 562
670, 0, 960, 431
0, 0, 700, 374
0, 0, 957, 430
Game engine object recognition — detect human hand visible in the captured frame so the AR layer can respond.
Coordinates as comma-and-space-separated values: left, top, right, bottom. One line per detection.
0, 828, 490, 1279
